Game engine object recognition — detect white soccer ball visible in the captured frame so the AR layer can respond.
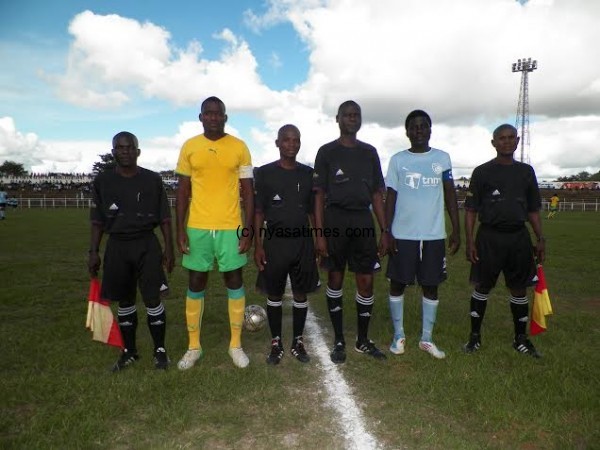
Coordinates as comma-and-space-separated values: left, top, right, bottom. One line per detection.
244, 304, 267, 332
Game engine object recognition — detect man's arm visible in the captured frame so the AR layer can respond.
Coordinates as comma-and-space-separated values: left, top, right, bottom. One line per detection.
175, 175, 191, 254
528, 210, 545, 263
385, 188, 397, 253
465, 209, 478, 264
371, 189, 389, 256
314, 188, 328, 258
160, 219, 175, 274
88, 222, 104, 277
443, 179, 461, 255
254, 209, 266, 270
239, 178, 254, 254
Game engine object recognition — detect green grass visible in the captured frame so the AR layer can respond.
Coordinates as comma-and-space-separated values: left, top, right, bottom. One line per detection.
1, 210, 599, 449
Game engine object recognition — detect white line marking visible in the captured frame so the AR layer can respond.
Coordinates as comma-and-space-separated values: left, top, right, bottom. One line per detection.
284, 277, 380, 449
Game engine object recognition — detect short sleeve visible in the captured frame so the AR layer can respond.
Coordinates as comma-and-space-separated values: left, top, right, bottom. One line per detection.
239, 142, 253, 179
386, 154, 400, 191
371, 147, 385, 192
175, 142, 192, 177
313, 146, 327, 191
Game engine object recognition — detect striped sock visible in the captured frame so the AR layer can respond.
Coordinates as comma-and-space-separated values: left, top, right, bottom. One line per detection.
117, 304, 138, 353
292, 298, 308, 339
146, 302, 166, 350
356, 292, 374, 343
510, 295, 529, 337
185, 290, 205, 351
326, 286, 344, 343
267, 297, 283, 340
470, 290, 488, 334
228, 287, 246, 349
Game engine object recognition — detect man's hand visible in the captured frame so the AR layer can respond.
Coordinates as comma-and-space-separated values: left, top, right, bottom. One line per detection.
239, 234, 252, 254
254, 246, 266, 271
447, 230, 461, 256
88, 252, 101, 277
466, 240, 478, 264
177, 230, 190, 254
163, 248, 175, 274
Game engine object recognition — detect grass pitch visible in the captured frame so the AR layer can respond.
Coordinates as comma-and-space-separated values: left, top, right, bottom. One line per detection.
1, 209, 598, 449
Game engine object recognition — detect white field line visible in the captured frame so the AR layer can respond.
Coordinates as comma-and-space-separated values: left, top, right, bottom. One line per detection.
284, 279, 381, 450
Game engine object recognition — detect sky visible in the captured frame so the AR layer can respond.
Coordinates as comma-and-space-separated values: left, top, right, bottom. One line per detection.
1, 0, 599, 180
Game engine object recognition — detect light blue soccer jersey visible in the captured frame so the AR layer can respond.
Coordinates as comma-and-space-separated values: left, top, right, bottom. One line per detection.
386, 148, 453, 240
0, 190, 7, 203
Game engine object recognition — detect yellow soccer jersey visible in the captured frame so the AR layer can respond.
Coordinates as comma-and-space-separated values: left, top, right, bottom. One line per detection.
550, 195, 559, 207
176, 134, 253, 229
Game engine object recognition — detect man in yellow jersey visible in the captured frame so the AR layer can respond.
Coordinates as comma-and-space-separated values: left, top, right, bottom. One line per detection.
175, 96, 254, 369
547, 193, 559, 219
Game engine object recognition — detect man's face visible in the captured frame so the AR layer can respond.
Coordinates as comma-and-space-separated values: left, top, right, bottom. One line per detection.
492, 127, 519, 157
276, 128, 301, 159
406, 116, 431, 147
112, 136, 139, 168
336, 104, 362, 135
200, 101, 227, 135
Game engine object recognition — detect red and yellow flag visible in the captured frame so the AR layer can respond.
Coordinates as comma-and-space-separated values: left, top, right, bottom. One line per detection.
531, 264, 553, 335
85, 278, 124, 348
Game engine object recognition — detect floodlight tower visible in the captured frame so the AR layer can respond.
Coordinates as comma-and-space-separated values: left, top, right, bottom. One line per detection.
512, 57, 538, 163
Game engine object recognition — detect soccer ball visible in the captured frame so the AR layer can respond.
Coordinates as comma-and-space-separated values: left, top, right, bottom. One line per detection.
244, 304, 267, 332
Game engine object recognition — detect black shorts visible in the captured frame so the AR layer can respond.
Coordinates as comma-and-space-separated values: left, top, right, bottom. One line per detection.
101, 233, 167, 304
321, 207, 379, 274
256, 236, 320, 296
386, 239, 447, 286
469, 226, 536, 290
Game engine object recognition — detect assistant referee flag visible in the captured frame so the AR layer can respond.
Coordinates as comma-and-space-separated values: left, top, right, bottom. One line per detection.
85, 278, 124, 348
531, 264, 553, 336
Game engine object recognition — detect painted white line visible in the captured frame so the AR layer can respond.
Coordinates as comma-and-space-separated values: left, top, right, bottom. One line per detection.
304, 309, 381, 450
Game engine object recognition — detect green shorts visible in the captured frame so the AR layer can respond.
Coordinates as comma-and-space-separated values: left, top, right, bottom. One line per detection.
183, 228, 247, 272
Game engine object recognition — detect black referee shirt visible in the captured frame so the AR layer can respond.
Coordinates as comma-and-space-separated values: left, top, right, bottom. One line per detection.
90, 168, 171, 238
465, 160, 541, 231
313, 140, 385, 210
254, 161, 314, 231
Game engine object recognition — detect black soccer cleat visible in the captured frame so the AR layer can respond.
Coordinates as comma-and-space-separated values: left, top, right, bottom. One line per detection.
266, 338, 284, 365
111, 349, 139, 372
513, 334, 542, 358
290, 337, 310, 363
355, 339, 387, 360
153, 347, 170, 370
463, 332, 481, 353
330, 341, 347, 364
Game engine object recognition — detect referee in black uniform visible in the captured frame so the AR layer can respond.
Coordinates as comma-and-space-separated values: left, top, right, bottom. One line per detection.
464, 124, 546, 357
254, 124, 319, 365
88, 131, 175, 371
313, 100, 390, 363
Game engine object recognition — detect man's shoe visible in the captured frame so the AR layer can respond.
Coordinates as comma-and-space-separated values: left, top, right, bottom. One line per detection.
330, 341, 346, 364
177, 349, 203, 371
229, 347, 250, 368
154, 347, 170, 370
355, 339, 387, 360
290, 337, 310, 363
266, 338, 284, 365
111, 349, 139, 372
463, 333, 481, 353
419, 341, 446, 359
513, 334, 542, 358
389, 335, 406, 355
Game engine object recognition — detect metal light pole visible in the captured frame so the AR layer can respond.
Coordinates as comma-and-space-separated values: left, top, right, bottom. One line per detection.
512, 57, 538, 163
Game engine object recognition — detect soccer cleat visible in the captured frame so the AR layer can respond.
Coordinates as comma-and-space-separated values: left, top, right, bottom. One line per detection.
355, 339, 387, 360
290, 337, 310, 363
177, 349, 203, 371
513, 334, 542, 358
266, 339, 284, 365
419, 341, 446, 359
463, 333, 481, 353
330, 341, 347, 364
153, 347, 169, 370
228, 347, 250, 368
111, 349, 139, 372
389, 335, 406, 355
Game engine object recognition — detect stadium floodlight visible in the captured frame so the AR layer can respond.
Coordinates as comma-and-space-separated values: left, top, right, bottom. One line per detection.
512, 57, 538, 163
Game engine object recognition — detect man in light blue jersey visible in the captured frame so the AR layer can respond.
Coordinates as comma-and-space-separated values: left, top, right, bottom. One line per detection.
384, 110, 460, 359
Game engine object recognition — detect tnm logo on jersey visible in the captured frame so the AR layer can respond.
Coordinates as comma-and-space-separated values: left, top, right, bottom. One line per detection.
404, 172, 441, 189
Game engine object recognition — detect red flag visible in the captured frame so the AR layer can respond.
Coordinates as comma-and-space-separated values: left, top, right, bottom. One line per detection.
531, 264, 553, 335
85, 278, 124, 348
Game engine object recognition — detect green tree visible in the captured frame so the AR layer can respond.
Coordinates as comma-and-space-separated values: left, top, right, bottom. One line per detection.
92, 153, 116, 175
0, 160, 27, 176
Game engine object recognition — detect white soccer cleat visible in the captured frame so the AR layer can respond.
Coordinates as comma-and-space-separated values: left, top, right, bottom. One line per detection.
418, 341, 446, 359
228, 347, 250, 368
177, 349, 203, 370
389, 336, 406, 355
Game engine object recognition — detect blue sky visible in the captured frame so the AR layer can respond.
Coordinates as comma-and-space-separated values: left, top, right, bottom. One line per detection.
1, 0, 599, 179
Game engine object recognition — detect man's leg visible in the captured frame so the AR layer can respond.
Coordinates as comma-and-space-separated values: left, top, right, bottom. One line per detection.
327, 270, 346, 363
389, 280, 406, 354
178, 270, 208, 370
354, 273, 386, 360
418, 285, 446, 359
224, 269, 250, 368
